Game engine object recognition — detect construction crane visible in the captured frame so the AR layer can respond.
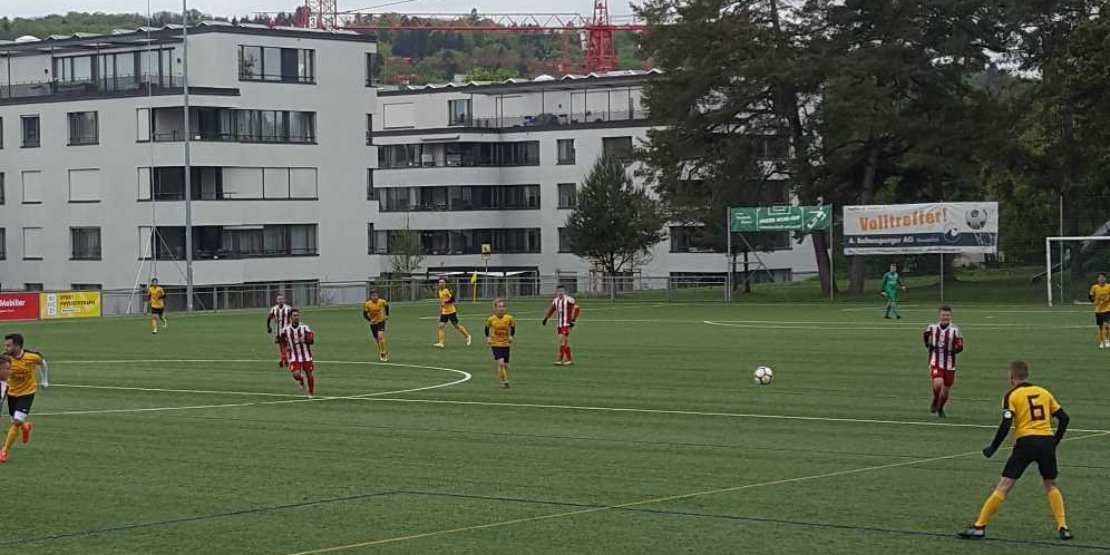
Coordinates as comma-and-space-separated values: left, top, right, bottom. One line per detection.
263, 0, 644, 74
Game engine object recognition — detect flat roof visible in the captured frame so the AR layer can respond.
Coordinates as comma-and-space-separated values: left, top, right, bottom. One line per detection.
378, 69, 661, 97
0, 21, 374, 58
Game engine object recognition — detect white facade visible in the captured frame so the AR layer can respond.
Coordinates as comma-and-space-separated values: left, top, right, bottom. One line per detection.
0, 22, 378, 293
371, 72, 817, 281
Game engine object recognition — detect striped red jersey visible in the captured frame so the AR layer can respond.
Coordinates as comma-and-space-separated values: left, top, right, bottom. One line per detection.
924, 323, 963, 371
281, 323, 315, 363
545, 295, 579, 327
268, 303, 293, 333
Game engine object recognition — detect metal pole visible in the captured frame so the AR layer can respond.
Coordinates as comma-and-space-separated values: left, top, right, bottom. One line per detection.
828, 221, 835, 303
939, 253, 944, 305
182, 2, 195, 312
725, 211, 732, 302
1058, 193, 1064, 304
1046, 237, 1054, 307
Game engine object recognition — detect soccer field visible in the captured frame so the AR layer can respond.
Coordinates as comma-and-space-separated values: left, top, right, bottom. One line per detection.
3, 300, 1109, 554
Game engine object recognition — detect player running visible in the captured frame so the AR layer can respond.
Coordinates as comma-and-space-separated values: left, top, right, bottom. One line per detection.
433, 279, 471, 348
485, 298, 515, 389
1088, 273, 1110, 349
880, 263, 907, 319
542, 285, 580, 366
146, 278, 167, 334
924, 306, 963, 418
958, 361, 1072, 541
363, 289, 390, 362
266, 294, 294, 368
280, 309, 317, 398
1, 333, 48, 464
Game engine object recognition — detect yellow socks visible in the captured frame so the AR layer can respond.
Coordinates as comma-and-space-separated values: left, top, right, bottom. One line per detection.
1048, 487, 1067, 529
437, 328, 446, 344
974, 490, 1006, 528
378, 336, 388, 356
498, 365, 508, 383
2, 424, 19, 452
151, 318, 158, 333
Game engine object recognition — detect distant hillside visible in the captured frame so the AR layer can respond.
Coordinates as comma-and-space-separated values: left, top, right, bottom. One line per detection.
3, 12, 644, 85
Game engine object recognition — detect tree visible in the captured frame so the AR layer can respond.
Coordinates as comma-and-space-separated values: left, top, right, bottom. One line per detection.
565, 158, 665, 275
464, 66, 518, 82
388, 226, 425, 275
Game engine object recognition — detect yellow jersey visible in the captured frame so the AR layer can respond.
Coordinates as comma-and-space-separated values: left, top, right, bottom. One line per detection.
7, 350, 45, 397
1004, 383, 1061, 439
1089, 283, 1110, 313
438, 288, 457, 315
363, 298, 389, 324
485, 314, 515, 347
147, 285, 166, 309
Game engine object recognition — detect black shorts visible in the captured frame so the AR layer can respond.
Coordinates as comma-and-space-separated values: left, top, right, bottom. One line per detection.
1097, 312, 1110, 327
152, 307, 165, 316
370, 322, 387, 336
440, 313, 459, 325
1002, 435, 1058, 480
491, 346, 511, 362
7, 394, 34, 419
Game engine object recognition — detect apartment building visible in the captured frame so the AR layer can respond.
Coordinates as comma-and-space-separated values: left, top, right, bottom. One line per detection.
370, 70, 817, 285
0, 22, 377, 299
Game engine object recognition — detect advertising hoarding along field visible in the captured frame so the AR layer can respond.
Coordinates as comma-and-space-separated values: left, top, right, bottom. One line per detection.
730, 205, 832, 232
0, 293, 42, 321
843, 202, 998, 255
40, 291, 102, 319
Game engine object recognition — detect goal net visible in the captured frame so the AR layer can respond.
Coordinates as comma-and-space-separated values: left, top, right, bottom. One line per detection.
1044, 236, 1110, 306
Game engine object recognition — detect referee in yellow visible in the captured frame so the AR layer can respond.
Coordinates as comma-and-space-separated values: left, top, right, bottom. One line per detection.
959, 360, 1072, 541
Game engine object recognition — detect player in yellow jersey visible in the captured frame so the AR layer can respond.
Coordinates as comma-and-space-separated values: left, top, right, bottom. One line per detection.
146, 278, 167, 334
433, 278, 471, 348
485, 299, 515, 389
1088, 273, 1110, 349
959, 361, 1072, 541
363, 289, 390, 362
1, 333, 48, 464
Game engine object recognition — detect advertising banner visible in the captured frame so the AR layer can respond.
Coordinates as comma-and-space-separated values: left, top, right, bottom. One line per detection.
40, 291, 102, 320
843, 202, 998, 255
730, 205, 832, 232
0, 293, 42, 321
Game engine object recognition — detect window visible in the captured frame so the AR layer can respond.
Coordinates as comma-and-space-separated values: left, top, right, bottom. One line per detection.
670, 226, 696, 253
365, 52, 380, 86
24, 283, 43, 292
558, 227, 571, 253
21, 171, 42, 204
0, 228, 5, 260
21, 116, 40, 148
382, 228, 541, 255
366, 113, 374, 145
239, 46, 315, 83
53, 55, 94, 83
557, 183, 577, 209
22, 227, 43, 260
379, 185, 541, 212
367, 224, 377, 254
377, 141, 540, 169
557, 139, 576, 165
0, 173, 5, 204
0, 117, 4, 148
68, 111, 99, 145
602, 136, 634, 160
72, 283, 102, 291
71, 227, 102, 260
155, 224, 317, 260
366, 169, 377, 201
448, 99, 472, 126
69, 169, 102, 203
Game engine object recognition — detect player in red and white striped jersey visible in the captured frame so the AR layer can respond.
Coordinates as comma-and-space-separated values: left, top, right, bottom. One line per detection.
542, 285, 581, 365
279, 309, 316, 398
266, 295, 294, 368
923, 306, 963, 418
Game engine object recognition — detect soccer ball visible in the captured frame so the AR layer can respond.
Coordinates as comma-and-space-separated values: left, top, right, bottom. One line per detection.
966, 207, 988, 230
753, 366, 774, 385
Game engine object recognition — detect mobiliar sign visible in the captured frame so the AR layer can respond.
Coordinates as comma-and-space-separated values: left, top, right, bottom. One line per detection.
843, 202, 998, 255
0, 293, 42, 321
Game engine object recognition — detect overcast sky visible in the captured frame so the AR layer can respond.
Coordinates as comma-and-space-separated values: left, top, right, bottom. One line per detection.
8, 0, 638, 19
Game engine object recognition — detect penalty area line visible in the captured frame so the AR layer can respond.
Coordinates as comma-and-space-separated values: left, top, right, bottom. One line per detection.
285, 432, 1110, 554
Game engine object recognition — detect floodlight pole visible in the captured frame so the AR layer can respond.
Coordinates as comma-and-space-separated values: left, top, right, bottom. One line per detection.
725, 211, 733, 302
1046, 236, 1053, 307
182, 0, 195, 311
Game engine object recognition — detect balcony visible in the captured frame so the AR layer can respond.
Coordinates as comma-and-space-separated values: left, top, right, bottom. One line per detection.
461, 109, 650, 130
0, 74, 180, 103
149, 225, 318, 261
148, 107, 317, 144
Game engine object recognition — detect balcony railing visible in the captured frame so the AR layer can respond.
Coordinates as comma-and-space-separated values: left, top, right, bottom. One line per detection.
465, 109, 649, 129
1, 74, 179, 101
151, 131, 315, 144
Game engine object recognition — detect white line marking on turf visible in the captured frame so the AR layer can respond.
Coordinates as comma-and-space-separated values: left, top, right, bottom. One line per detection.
702, 320, 1093, 330
36, 359, 471, 417
284, 431, 1110, 554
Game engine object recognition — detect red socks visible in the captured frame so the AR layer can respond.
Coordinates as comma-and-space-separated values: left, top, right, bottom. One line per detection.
306, 371, 316, 395
292, 371, 305, 386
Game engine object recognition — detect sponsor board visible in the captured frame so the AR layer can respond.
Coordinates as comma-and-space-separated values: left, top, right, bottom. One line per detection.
40, 291, 102, 319
843, 202, 998, 255
0, 293, 42, 321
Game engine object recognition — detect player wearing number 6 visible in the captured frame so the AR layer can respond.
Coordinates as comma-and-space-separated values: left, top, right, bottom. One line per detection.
958, 361, 1072, 541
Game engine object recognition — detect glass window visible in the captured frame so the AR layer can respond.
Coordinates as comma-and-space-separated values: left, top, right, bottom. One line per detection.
289, 224, 317, 255
448, 99, 472, 126
602, 136, 634, 160
25, 283, 43, 292
71, 227, 102, 260
557, 183, 577, 209
289, 112, 315, 143
366, 169, 376, 200
0, 117, 4, 148
557, 139, 576, 165
0, 228, 5, 260
239, 46, 262, 80
71, 283, 102, 291
68, 111, 99, 145
365, 52, 378, 87
558, 227, 571, 253
21, 116, 40, 148
0, 173, 5, 204
262, 111, 281, 141
263, 47, 282, 81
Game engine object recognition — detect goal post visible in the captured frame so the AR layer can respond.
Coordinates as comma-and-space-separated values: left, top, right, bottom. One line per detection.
1045, 236, 1110, 307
